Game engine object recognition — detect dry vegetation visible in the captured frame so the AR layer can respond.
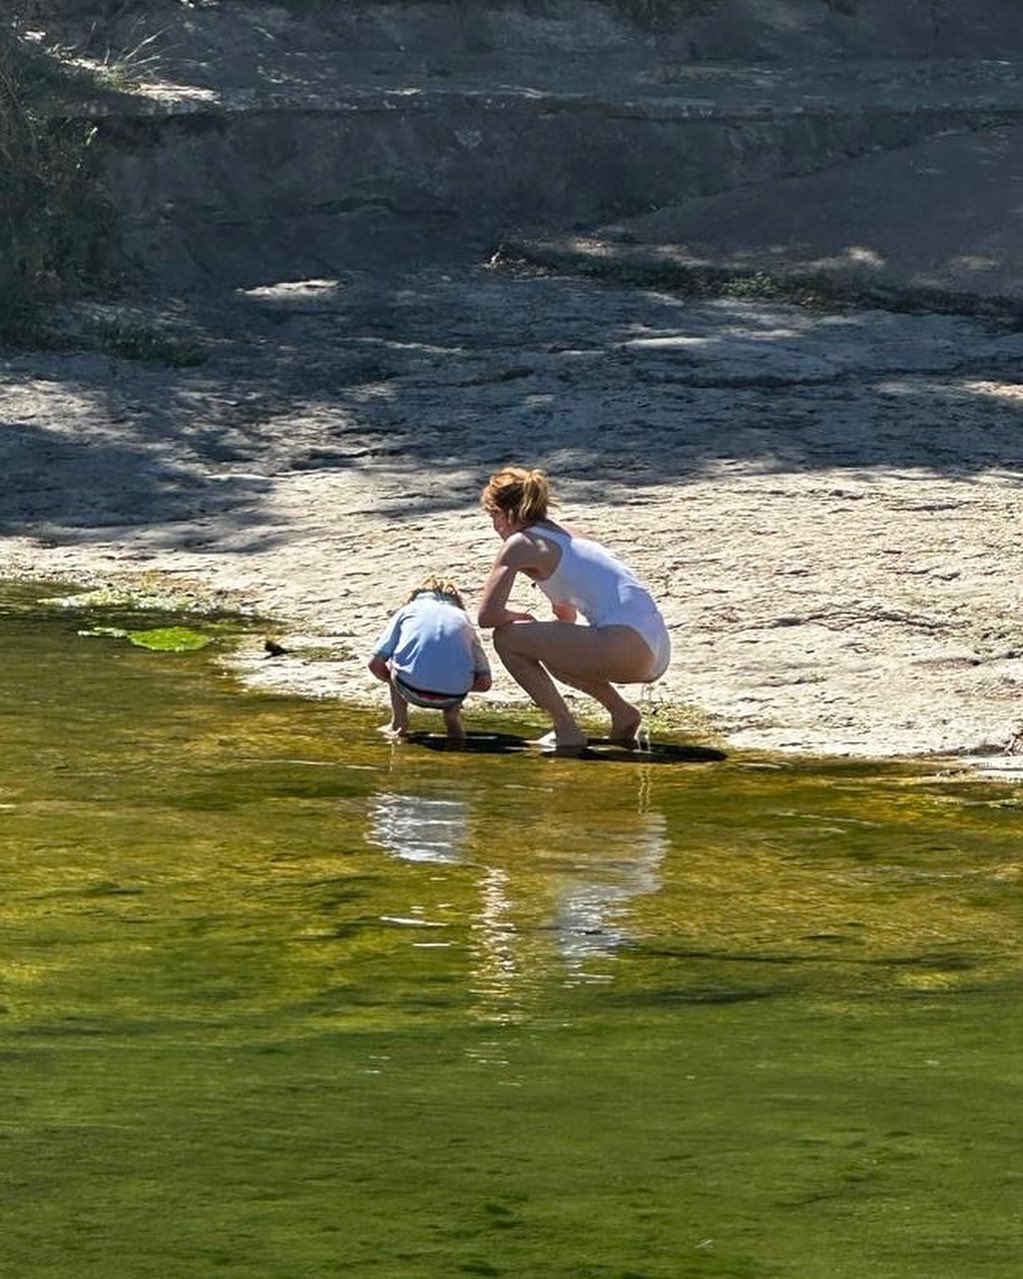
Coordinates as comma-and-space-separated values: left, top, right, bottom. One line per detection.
0, 22, 114, 343
0, 0, 715, 342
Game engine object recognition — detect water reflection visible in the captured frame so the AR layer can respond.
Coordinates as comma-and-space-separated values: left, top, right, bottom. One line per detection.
364, 752, 670, 1014
554, 808, 667, 967
5, 584, 1023, 1279
367, 792, 469, 864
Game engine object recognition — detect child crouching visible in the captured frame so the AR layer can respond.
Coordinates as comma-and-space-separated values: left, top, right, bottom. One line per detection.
368, 576, 492, 740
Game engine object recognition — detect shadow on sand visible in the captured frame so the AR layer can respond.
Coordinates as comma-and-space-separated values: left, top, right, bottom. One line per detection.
406, 730, 727, 764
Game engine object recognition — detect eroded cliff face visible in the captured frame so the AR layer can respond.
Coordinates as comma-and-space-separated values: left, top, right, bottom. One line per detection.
25, 0, 1023, 61
27, 0, 1023, 289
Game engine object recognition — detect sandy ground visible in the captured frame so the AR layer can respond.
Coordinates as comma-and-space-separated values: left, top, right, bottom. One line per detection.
1, 257, 1021, 769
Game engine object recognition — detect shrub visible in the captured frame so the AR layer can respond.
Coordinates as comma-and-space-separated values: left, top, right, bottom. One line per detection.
0, 24, 114, 344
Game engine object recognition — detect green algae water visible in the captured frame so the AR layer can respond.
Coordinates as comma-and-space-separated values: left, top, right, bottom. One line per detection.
2, 584, 1021, 1279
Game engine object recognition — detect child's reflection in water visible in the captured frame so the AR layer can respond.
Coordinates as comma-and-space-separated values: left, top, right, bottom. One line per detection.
367, 792, 469, 864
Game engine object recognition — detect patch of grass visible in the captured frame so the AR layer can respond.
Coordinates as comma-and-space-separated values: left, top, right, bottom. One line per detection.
76, 26, 167, 94
720, 269, 790, 299
93, 316, 208, 367
490, 244, 840, 312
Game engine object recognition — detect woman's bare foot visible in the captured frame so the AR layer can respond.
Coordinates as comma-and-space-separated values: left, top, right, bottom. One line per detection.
529, 729, 588, 755
608, 710, 642, 746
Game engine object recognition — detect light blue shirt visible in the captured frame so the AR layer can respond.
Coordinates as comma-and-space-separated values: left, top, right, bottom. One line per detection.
373, 593, 490, 696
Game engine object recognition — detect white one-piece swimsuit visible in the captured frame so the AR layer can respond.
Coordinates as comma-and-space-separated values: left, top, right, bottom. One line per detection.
533, 524, 671, 681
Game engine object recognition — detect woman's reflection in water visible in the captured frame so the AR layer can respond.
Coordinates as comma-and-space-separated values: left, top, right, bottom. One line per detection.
366, 753, 670, 1015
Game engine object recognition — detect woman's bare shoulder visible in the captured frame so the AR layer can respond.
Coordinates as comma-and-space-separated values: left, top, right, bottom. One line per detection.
498, 530, 546, 564
544, 518, 595, 542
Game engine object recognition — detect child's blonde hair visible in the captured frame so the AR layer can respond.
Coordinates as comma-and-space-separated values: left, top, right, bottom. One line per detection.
407, 575, 465, 611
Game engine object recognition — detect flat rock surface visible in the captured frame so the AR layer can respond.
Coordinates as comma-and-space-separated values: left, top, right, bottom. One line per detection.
2, 260, 1021, 763
6, 1, 1023, 767
514, 124, 1023, 310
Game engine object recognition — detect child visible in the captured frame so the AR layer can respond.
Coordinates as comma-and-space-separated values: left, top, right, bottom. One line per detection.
368, 576, 492, 740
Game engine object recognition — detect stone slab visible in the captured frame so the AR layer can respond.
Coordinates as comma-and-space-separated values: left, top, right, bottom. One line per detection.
512, 124, 1023, 311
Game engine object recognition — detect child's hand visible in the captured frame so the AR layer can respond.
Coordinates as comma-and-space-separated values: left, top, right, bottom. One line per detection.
551, 601, 578, 623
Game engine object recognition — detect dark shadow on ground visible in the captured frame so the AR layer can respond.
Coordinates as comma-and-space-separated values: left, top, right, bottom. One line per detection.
213, 260, 1023, 512
6, 0, 1022, 544
0, 408, 285, 547
4, 247, 1022, 541
407, 729, 727, 762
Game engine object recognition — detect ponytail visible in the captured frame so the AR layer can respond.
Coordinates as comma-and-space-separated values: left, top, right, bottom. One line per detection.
481, 466, 552, 526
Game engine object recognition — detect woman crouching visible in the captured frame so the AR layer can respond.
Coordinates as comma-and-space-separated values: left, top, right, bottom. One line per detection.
477, 467, 670, 754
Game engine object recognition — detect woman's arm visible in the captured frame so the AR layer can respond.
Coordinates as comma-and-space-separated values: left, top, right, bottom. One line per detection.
477, 561, 534, 629
477, 533, 543, 628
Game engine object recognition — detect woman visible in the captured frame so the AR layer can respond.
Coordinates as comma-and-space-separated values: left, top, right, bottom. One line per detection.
477, 466, 671, 753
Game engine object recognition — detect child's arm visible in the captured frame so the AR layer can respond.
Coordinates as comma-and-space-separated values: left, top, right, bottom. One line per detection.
368, 610, 403, 682
470, 630, 492, 692
368, 654, 391, 683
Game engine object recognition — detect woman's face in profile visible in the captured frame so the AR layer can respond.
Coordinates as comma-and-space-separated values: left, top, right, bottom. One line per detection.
489, 508, 516, 540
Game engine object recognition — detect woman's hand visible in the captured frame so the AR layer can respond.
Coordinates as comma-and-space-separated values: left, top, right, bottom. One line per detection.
478, 533, 548, 628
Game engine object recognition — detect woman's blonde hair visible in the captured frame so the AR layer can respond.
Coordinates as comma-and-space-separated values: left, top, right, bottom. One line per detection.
407, 575, 465, 611
480, 466, 551, 526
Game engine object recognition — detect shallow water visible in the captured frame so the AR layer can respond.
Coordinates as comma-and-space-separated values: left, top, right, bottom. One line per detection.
2, 583, 1021, 1279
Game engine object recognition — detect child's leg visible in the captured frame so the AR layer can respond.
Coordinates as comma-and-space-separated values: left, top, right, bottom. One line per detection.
379, 675, 410, 737
442, 703, 466, 741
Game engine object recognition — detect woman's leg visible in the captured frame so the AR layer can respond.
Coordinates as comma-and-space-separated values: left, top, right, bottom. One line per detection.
544, 669, 642, 743
493, 623, 586, 746
492, 622, 652, 745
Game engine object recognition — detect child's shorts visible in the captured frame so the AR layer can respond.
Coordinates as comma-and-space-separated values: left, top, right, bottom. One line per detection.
394, 676, 466, 712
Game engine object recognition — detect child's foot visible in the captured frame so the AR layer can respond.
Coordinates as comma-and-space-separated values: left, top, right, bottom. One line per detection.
378, 722, 408, 739
442, 710, 466, 742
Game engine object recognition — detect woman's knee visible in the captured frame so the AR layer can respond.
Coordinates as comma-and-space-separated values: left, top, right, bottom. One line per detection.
493, 623, 530, 661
